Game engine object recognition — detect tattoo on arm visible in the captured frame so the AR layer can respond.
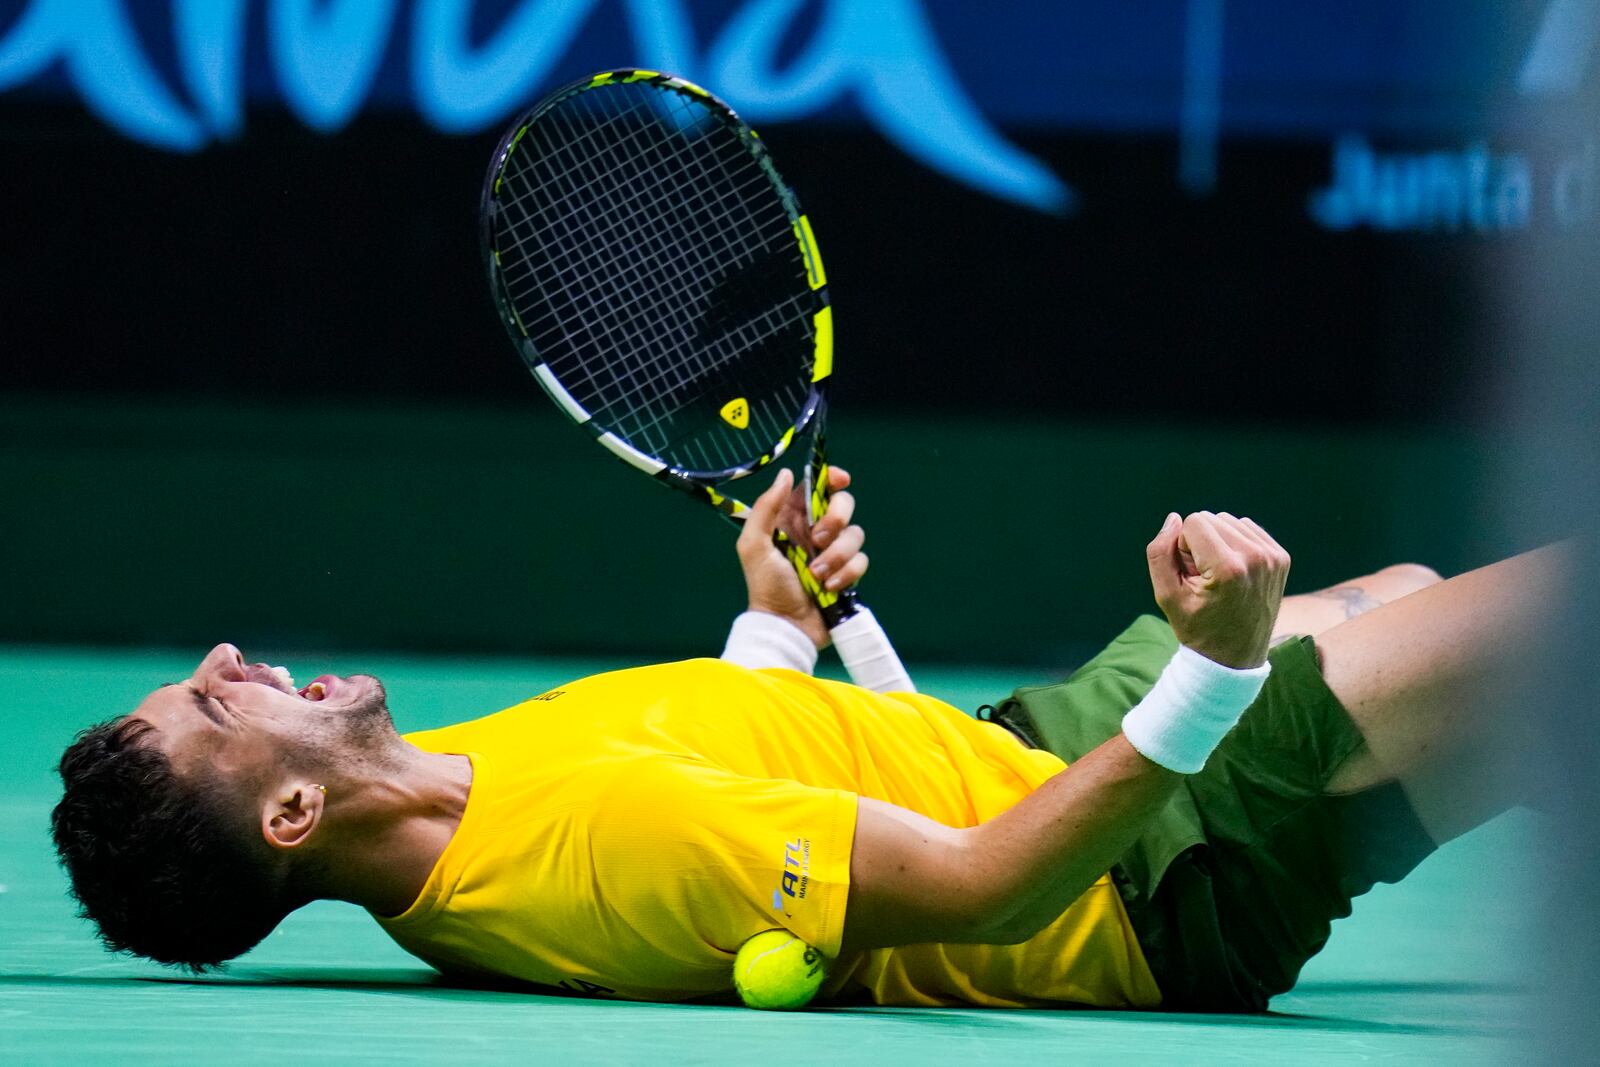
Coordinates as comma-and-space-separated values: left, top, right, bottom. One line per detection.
1310, 584, 1383, 619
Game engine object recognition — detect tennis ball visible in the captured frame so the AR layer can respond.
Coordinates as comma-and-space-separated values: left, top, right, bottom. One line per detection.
733, 929, 827, 1010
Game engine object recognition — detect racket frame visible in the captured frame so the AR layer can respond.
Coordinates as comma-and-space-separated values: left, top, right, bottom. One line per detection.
480, 68, 858, 626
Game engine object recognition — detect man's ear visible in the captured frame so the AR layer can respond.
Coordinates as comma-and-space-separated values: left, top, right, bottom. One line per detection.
262, 782, 326, 851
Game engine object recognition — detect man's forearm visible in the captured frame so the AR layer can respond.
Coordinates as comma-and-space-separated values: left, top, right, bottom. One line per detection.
967, 644, 1268, 941
847, 647, 1266, 950
845, 733, 1180, 950
965, 735, 1179, 942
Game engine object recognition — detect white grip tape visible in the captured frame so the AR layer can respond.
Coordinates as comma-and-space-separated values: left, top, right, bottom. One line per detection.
720, 611, 819, 675
831, 607, 917, 694
1121, 645, 1270, 773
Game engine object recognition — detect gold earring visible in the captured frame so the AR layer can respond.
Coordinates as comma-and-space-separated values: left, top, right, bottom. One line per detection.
313, 784, 327, 795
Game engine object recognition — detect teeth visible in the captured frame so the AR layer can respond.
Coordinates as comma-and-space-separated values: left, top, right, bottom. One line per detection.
306, 682, 327, 701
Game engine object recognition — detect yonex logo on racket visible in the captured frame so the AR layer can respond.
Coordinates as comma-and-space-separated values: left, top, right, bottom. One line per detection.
720, 398, 750, 430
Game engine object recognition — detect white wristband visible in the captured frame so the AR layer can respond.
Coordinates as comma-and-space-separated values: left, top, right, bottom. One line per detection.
831, 608, 916, 694
1121, 645, 1270, 773
721, 611, 819, 674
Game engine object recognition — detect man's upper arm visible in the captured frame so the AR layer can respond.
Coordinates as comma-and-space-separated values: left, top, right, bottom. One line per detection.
842, 797, 999, 952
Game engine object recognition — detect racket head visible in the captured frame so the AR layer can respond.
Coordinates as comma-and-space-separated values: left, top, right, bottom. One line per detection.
481, 69, 834, 492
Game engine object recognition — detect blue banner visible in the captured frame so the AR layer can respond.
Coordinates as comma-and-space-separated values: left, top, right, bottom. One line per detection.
0, 0, 1589, 214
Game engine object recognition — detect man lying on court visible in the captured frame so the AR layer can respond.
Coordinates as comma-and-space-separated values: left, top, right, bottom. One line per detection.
52, 469, 1552, 1012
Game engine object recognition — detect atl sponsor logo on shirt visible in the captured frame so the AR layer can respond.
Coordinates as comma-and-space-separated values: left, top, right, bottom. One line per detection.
771, 837, 811, 913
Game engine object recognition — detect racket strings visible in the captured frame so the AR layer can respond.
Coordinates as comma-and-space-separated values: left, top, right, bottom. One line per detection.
506, 187, 806, 471
553, 119, 812, 467
500, 105, 745, 384
506, 97, 798, 457
509, 95, 776, 316
516, 104, 782, 274
502, 134, 784, 458
503, 100, 794, 458
491, 81, 815, 472
500, 91, 759, 346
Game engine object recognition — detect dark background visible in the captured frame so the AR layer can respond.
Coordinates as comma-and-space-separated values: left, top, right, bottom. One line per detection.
0, 0, 1589, 664
0, 112, 1518, 425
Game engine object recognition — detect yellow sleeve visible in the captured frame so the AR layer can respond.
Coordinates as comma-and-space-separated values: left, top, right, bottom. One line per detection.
588, 757, 858, 960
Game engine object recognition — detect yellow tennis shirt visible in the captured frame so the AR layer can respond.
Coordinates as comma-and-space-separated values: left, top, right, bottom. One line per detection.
375, 659, 1160, 1008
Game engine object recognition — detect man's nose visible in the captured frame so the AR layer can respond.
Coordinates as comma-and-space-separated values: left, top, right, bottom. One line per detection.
199, 643, 247, 681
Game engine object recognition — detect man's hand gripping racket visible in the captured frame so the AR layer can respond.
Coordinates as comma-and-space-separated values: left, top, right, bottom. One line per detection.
739, 466, 865, 650
732, 464, 912, 692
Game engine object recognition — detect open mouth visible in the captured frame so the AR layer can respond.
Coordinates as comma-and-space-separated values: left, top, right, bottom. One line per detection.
246, 662, 336, 701
245, 662, 297, 693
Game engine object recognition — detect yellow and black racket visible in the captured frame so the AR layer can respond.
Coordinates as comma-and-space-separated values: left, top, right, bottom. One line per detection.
481, 69, 858, 626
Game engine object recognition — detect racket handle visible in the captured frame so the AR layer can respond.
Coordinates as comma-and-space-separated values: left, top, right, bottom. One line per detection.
772, 531, 861, 629
831, 605, 916, 693
819, 587, 860, 629
795, 434, 860, 628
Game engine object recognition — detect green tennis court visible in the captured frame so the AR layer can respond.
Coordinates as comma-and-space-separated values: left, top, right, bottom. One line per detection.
2, 644, 1540, 1064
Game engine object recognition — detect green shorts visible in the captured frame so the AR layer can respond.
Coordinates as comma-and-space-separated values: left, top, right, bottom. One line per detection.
987, 616, 1436, 1012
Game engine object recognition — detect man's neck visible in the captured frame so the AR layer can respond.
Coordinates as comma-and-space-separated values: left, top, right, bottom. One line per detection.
310, 745, 474, 917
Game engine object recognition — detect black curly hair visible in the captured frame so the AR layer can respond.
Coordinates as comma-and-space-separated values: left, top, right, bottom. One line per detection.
51, 716, 296, 970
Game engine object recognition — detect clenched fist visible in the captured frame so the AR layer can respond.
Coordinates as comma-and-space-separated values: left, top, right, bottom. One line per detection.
1146, 511, 1291, 668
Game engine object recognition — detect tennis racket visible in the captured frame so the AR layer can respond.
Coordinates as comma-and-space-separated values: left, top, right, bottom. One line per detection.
480, 68, 859, 628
